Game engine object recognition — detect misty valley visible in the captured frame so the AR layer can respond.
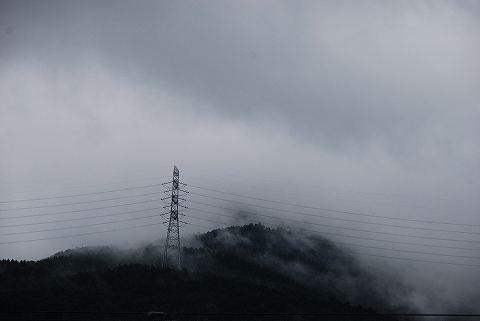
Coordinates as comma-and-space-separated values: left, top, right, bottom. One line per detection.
0, 223, 404, 320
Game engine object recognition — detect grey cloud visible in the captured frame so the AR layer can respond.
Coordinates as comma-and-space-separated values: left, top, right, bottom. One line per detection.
1, 0, 480, 314
3, 1, 479, 155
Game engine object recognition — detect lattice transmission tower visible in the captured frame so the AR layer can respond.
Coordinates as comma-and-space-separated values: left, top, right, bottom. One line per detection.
161, 166, 187, 269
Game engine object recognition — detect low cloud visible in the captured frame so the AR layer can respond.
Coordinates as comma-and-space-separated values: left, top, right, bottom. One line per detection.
1, 0, 479, 316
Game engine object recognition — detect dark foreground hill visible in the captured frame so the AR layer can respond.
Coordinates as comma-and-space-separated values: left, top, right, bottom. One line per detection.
0, 224, 401, 321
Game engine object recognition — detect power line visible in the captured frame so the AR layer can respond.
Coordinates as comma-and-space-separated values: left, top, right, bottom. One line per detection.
0, 166, 172, 186
1, 181, 478, 248
1, 176, 478, 269
185, 175, 480, 213
0, 198, 162, 220
0, 183, 163, 203
187, 201, 480, 251
189, 194, 480, 243
3, 199, 477, 261
0, 191, 161, 212
1, 200, 477, 267
186, 211, 480, 267
1, 176, 169, 196
3, 172, 478, 221
189, 197, 480, 236
189, 185, 480, 228
0, 213, 159, 237
2, 206, 163, 228
9, 182, 474, 241
4, 164, 475, 203
0, 222, 162, 245
186, 208, 480, 260
4, 190, 478, 242
182, 167, 480, 203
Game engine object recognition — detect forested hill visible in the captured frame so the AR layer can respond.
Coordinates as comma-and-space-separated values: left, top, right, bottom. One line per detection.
0, 224, 402, 320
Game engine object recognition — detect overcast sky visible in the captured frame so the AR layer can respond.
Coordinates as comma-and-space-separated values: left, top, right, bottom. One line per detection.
1, 0, 480, 314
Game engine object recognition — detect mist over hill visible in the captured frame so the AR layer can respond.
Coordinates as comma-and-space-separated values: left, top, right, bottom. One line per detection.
183, 223, 412, 312
0, 224, 417, 320
2, 1, 480, 318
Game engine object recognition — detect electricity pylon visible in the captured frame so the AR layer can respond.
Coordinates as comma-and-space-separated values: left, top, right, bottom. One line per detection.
162, 166, 187, 269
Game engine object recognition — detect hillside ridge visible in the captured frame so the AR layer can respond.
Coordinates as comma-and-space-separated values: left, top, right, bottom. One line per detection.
0, 223, 403, 320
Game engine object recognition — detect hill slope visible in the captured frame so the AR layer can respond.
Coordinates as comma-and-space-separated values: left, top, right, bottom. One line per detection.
0, 224, 401, 320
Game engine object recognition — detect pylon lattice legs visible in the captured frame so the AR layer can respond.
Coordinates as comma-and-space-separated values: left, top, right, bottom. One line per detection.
162, 166, 185, 269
